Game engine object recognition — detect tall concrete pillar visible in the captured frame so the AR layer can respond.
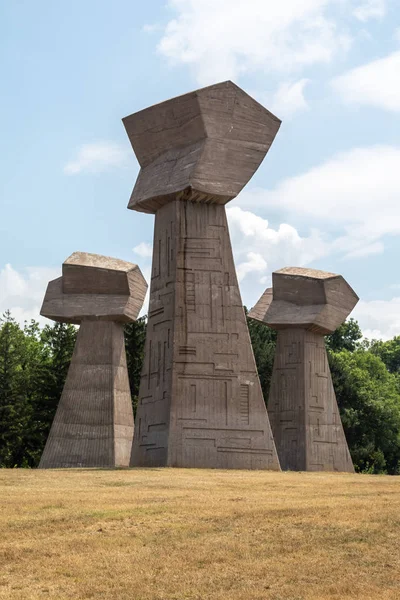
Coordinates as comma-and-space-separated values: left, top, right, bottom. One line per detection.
38, 252, 147, 469
249, 267, 358, 472
123, 81, 281, 470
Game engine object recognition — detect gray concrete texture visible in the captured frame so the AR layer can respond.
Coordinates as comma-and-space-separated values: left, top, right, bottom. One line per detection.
38, 252, 147, 469
124, 81, 281, 470
123, 80, 281, 213
41, 252, 147, 324
249, 267, 358, 472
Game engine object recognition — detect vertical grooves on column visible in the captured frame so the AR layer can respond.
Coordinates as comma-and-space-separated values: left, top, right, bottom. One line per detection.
39, 320, 133, 469
134, 200, 279, 470
268, 328, 354, 472
303, 332, 309, 472
113, 322, 135, 468
111, 322, 116, 468
131, 201, 178, 467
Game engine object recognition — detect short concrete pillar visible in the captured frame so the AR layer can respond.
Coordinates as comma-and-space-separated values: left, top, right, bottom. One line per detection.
249, 267, 358, 472
38, 252, 147, 468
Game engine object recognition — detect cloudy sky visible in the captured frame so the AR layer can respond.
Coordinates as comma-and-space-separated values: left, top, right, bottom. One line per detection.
1, 0, 400, 339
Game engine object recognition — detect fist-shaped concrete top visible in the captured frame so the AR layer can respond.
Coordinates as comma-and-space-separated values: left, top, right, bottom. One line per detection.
41, 252, 148, 324
123, 80, 281, 214
249, 267, 359, 335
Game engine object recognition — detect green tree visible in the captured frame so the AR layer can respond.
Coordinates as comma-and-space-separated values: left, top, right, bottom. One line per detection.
326, 318, 363, 352
28, 322, 77, 465
329, 348, 400, 474
369, 336, 400, 374
125, 316, 147, 416
0, 312, 42, 467
246, 311, 277, 403
15, 319, 51, 466
0, 314, 77, 468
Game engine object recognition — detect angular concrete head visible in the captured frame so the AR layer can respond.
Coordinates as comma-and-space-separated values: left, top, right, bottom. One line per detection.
248, 267, 359, 335
123, 81, 281, 214
41, 252, 148, 324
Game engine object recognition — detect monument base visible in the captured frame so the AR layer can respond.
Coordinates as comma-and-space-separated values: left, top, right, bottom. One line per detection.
268, 328, 354, 472
39, 321, 134, 468
131, 200, 280, 470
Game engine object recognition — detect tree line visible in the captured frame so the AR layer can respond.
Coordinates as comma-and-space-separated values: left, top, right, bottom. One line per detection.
1, 310, 400, 474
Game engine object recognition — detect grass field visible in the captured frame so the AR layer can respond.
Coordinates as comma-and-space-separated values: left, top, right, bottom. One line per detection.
1, 469, 400, 600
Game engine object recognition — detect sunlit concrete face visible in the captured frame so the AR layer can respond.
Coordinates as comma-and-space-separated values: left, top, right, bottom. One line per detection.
249, 267, 358, 473
38, 252, 147, 469
124, 81, 281, 470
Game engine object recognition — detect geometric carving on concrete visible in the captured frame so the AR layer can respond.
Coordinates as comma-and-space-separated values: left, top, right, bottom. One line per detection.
249, 267, 358, 472
41, 251, 146, 324
38, 252, 148, 469
123, 81, 282, 469
123, 80, 281, 214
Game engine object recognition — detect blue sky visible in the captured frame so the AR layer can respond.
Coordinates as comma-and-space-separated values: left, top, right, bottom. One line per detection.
1, 0, 400, 338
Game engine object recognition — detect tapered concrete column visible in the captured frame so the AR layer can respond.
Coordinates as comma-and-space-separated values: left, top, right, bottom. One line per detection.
38, 252, 147, 469
249, 267, 358, 473
39, 321, 133, 468
123, 81, 281, 470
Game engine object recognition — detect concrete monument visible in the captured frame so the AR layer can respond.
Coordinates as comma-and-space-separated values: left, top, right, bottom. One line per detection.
249, 267, 358, 472
123, 81, 281, 469
38, 252, 147, 469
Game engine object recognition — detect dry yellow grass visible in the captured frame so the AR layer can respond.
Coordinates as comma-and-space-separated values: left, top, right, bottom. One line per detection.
0, 469, 399, 600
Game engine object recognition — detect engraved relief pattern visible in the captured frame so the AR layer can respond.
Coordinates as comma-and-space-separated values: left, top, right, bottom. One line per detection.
268, 328, 353, 472
268, 329, 305, 471
131, 200, 280, 469
130, 202, 177, 466
305, 331, 353, 471
169, 201, 279, 468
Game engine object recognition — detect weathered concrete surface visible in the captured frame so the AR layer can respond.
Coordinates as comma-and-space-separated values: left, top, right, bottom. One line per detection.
38, 252, 147, 469
124, 81, 281, 470
123, 80, 281, 214
250, 267, 358, 335
41, 252, 147, 324
39, 321, 133, 468
249, 267, 358, 472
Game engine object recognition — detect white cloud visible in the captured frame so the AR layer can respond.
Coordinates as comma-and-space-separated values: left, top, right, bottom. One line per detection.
133, 242, 153, 258
139, 265, 151, 317
236, 252, 267, 282
260, 275, 272, 285
343, 241, 384, 259
142, 23, 163, 33
157, 0, 352, 85
227, 206, 328, 281
131, 247, 152, 315
255, 79, 310, 119
64, 142, 129, 175
353, 0, 386, 21
228, 146, 400, 339
236, 145, 400, 254
0, 264, 60, 326
353, 297, 400, 340
332, 51, 400, 112
225, 207, 400, 340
